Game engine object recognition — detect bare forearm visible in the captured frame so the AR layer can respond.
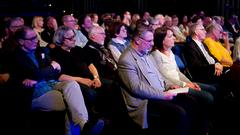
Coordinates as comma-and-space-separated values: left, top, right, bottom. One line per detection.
88, 63, 99, 79
59, 74, 79, 81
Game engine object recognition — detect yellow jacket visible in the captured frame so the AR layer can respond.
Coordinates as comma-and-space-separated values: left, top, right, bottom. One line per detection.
204, 37, 233, 67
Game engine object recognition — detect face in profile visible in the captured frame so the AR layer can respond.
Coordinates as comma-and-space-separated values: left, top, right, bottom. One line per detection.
163, 30, 176, 48
21, 30, 38, 52
138, 31, 154, 54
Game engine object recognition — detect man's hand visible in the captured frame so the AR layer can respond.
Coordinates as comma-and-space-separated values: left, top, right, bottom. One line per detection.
22, 79, 37, 87
214, 63, 223, 76
51, 61, 61, 71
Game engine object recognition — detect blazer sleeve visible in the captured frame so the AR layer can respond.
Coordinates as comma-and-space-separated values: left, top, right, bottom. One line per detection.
118, 53, 165, 100
184, 42, 215, 75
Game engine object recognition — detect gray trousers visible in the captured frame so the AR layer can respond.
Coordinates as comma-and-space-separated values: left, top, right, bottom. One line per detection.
32, 80, 88, 130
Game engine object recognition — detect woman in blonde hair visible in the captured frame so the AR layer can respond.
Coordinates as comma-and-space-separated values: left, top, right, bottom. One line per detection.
32, 16, 48, 47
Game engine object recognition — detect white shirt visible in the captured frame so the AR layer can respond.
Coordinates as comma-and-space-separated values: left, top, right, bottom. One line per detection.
193, 39, 215, 64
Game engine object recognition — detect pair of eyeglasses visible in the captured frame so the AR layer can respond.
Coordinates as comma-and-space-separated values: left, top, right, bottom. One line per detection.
64, 35, 76, 41
23, 35, 38, 41
66, 20, 76, 23
96, 32, 105, 35
196, 28, 205, 31
140, 37, 153, 43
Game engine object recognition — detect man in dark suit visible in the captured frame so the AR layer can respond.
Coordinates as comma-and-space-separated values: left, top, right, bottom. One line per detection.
184, 23, 224, 84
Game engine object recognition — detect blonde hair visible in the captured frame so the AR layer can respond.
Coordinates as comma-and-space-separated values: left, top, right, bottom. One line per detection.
32, 16, 44, 28
233, 37, 240, 62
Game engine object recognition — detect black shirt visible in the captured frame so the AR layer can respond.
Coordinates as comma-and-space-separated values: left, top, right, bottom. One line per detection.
51, 46, 93, 79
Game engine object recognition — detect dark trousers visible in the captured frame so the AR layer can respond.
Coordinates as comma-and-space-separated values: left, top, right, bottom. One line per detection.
80, 78, 114, 117
148, 93, 210, 135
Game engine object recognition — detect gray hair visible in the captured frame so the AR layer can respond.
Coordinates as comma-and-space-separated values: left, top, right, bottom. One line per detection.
189, 23, 197, 36
88, 26, 104, 38
53, 25, 74, 46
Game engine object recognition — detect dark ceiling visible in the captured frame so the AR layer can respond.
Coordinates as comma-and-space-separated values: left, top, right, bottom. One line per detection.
0, 0, 239, 18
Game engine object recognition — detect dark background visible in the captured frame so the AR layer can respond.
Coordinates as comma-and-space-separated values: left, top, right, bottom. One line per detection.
0, 0, 239, 20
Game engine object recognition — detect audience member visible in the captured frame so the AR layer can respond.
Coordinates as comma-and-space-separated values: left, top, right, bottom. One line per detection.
204, 22, 233, 67
184, 23, 224, 84
118, 26, 211, 135
52, 25, 115, 117
152, 27, 216, 99
11, 26, 104, 135
62, 15, 88, 48
32, 16, 48, 47
107, 21, 130, 62
84, 26, 117, 79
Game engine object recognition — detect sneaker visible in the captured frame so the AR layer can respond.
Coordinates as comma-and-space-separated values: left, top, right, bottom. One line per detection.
81, 118, 105, 135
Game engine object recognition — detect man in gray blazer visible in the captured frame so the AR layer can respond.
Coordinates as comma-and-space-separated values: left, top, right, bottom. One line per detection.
118, 26, 211, 135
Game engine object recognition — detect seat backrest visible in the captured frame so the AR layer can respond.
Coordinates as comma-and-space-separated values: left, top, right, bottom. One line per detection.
172, 44, 193, 80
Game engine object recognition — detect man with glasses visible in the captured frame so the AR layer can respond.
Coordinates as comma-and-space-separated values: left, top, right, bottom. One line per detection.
84, 26, 117, 79
11, 26, 104, 135
184, 23, 224, 84
118, 26, 209, 135
1, 17, 24, 57
62, 15, 88, 48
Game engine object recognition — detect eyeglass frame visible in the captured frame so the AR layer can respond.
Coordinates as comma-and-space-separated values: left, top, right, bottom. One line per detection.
139, 37, 153, 43
23, 35, 38, 41
64, 33, 76, 41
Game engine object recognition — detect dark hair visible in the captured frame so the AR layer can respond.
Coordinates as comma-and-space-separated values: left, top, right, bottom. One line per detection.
108, 21, 126, 38
14, 26, 32, 40
132, 25, 152, 40
191, 16, 201, 23
153, 27, 168, 50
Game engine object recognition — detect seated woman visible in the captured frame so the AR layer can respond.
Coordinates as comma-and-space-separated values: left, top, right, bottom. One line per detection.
52, 25, 114, 116
11, 26, 104, 135
107, 21, 130, 62
151, 27, 217, 100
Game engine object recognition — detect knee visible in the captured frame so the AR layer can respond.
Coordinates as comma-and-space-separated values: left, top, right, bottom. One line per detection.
32, 91, 66, 111
63, 80, 81, 90
174, 106, 188, 120
205, 92, 214, 105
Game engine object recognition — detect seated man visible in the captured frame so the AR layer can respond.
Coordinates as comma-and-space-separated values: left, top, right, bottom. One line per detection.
184, 23, 224, 84
83, 26, 117, 80
204, 22, 233, 67
11, 26, 104, 135
118, 26, 211, 135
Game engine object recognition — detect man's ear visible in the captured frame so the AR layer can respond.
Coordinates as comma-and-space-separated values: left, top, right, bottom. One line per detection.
134, 37, 141, 45
18, 39, 24, 46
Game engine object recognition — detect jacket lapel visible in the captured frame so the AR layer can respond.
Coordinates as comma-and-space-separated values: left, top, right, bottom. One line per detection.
130, 48, 155, 85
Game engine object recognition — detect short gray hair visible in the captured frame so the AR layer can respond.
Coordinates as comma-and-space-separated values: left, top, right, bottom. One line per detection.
53, 25, 74, 46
